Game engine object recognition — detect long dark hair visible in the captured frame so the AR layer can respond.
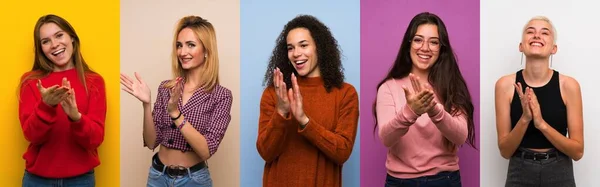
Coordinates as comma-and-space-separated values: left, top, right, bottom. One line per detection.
372, 12, 476, 150
262, 15, 344, 92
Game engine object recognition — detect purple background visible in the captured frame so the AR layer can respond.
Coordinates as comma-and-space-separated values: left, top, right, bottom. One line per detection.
360, 0, 481, 187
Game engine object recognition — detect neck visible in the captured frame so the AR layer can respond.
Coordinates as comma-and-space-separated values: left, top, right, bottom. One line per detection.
523, 57, 552, 82
410, 66, 430, 81
53, 61, 75, 72
184, 66, 203, 88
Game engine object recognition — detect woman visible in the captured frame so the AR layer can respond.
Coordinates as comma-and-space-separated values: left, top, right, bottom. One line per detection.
256, 15, 359, 187
373, 12, 476, 187
19, 14, 106, 186
495, 16, 583, 187
120, 16, 233, 187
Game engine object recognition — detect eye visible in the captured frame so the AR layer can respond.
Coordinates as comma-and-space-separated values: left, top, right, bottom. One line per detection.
287, 46, 293, 51
301, 44, 308, 48
188, 43, 195, 48
526, 31, 534, 34
430, 41, 440, 46
57, 33, 63, 38
41, 40, 49, 45
413, 38, 423, 43
176, 43, 182, 48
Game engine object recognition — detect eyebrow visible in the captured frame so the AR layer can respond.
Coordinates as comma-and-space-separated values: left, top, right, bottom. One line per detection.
526, 27, 551, 32
414, 34, 439, 39
40, 31, 63, 41
176, 41, 197, 44
287, 40, 308, 46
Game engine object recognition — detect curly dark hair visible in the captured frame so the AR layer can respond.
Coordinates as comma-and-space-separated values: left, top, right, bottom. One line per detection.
262, 15, 344, 92
373, 12, 477, 150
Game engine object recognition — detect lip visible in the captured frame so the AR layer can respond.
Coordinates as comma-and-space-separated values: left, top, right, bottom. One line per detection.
416, 53, 432, 63
293, 59, 308, 69
529, 41, 544, 47
180, 57, 193, 63
51, 48, 66, 56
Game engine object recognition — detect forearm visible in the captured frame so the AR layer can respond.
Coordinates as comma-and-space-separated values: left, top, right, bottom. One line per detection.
177, 118, 210, 161
539, 122, 584, 160
498, 117, 529, 159
143, 103, 158, 149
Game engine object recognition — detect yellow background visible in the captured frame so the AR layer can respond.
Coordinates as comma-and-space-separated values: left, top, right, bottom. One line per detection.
0, 1, 120, 186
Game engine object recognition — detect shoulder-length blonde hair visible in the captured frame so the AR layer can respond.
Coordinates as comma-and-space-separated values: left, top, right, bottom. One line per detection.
19, 14, 96, 95
163, 16, 220, 92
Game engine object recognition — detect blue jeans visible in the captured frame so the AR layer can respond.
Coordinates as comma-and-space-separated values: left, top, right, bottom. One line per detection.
22, 170, 95, 187
385, 170, 462, 187
147, 166, 212, 187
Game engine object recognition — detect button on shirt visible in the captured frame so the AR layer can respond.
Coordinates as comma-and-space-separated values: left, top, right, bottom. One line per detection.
149, 80, 233, 155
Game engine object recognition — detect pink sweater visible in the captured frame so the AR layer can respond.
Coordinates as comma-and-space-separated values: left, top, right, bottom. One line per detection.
376, 77, 467, 179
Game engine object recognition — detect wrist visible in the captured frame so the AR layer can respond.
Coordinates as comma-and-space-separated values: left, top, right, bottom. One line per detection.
299, 115, 309, 127
520, 115, 532, 123
170, 111, 182, 120
70, 112, 82, 121
277, 108, 289, 117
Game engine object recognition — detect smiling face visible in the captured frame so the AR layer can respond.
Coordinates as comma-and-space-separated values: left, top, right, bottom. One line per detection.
520, 19, 557, 58
410, 24, 440, 72
39, 22, 74, 71
176, 27, 206, 70
287, 28, 320, 77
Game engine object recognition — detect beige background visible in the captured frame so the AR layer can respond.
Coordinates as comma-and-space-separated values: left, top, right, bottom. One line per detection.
120, 0, 240, 186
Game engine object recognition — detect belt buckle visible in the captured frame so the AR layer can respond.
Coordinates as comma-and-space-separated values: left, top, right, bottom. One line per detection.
533, 153, 549, 161
166, 165, 187, 178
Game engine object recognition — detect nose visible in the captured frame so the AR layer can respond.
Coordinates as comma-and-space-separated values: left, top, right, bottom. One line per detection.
178, 46, 187, 57
50, 38, 60, 49
533, 31, 541, 39
293, 48, 301, 58
419, 41, 431, 52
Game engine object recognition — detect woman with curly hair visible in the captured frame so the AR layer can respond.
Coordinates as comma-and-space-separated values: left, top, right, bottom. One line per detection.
373, 12, 476, 186
256, 15, 359, 187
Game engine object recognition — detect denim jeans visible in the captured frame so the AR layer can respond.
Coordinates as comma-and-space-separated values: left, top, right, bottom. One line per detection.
147, 166, 212, 187
505, 148, 575, 187
385, 170, 462, 187
22, 170, 95, 187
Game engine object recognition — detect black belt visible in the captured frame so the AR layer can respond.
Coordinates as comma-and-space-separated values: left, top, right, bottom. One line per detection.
152, 153, 207, 177
514, 149, 560, 161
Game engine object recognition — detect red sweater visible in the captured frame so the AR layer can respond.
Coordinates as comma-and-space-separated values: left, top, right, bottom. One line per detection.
19, 68, 106, 178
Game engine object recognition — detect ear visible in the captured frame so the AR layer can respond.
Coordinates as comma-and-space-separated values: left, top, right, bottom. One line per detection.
551, 44, 558, 54
518, 42, 524, 52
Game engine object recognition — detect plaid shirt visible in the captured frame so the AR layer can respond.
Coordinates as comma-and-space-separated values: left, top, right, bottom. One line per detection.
149, 80, 232, 155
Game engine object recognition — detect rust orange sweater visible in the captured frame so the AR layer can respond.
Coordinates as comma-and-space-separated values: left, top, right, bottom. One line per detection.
257, 76, 359, 187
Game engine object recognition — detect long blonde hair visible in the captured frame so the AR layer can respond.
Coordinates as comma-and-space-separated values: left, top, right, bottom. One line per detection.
164, 16, 220, 92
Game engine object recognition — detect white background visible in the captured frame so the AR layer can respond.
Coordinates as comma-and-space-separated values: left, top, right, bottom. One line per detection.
481, 0, 600, 186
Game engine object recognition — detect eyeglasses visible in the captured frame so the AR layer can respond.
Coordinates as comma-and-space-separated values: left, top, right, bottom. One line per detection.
410, 37, 442, 52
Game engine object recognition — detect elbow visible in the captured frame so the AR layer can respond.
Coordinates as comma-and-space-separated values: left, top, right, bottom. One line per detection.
498, 144, 514, 159
572, 150, 584, 161
333, 151, 352, 165
500, 151, 513, 159
256, 142, 277, 163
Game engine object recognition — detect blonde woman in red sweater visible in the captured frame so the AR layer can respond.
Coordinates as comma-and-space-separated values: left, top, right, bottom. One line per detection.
18, 14, 106, 187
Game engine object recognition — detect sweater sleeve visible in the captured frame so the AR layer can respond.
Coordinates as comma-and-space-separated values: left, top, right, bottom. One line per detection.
427, 104, 468, 145
256, 88, 294, 162
376, 81, 420, 147
70, 75, 107, 150
19, 79, 58, 145
298, 85, 359, 165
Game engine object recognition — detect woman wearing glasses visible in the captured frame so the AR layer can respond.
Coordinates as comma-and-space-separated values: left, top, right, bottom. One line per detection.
373, 12, 476, 187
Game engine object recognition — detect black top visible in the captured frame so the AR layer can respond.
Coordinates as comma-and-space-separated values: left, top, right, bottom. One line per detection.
510, 69, 568, 149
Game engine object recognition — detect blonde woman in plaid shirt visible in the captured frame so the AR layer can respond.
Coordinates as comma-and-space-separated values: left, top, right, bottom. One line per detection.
121, 16, 233, 187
